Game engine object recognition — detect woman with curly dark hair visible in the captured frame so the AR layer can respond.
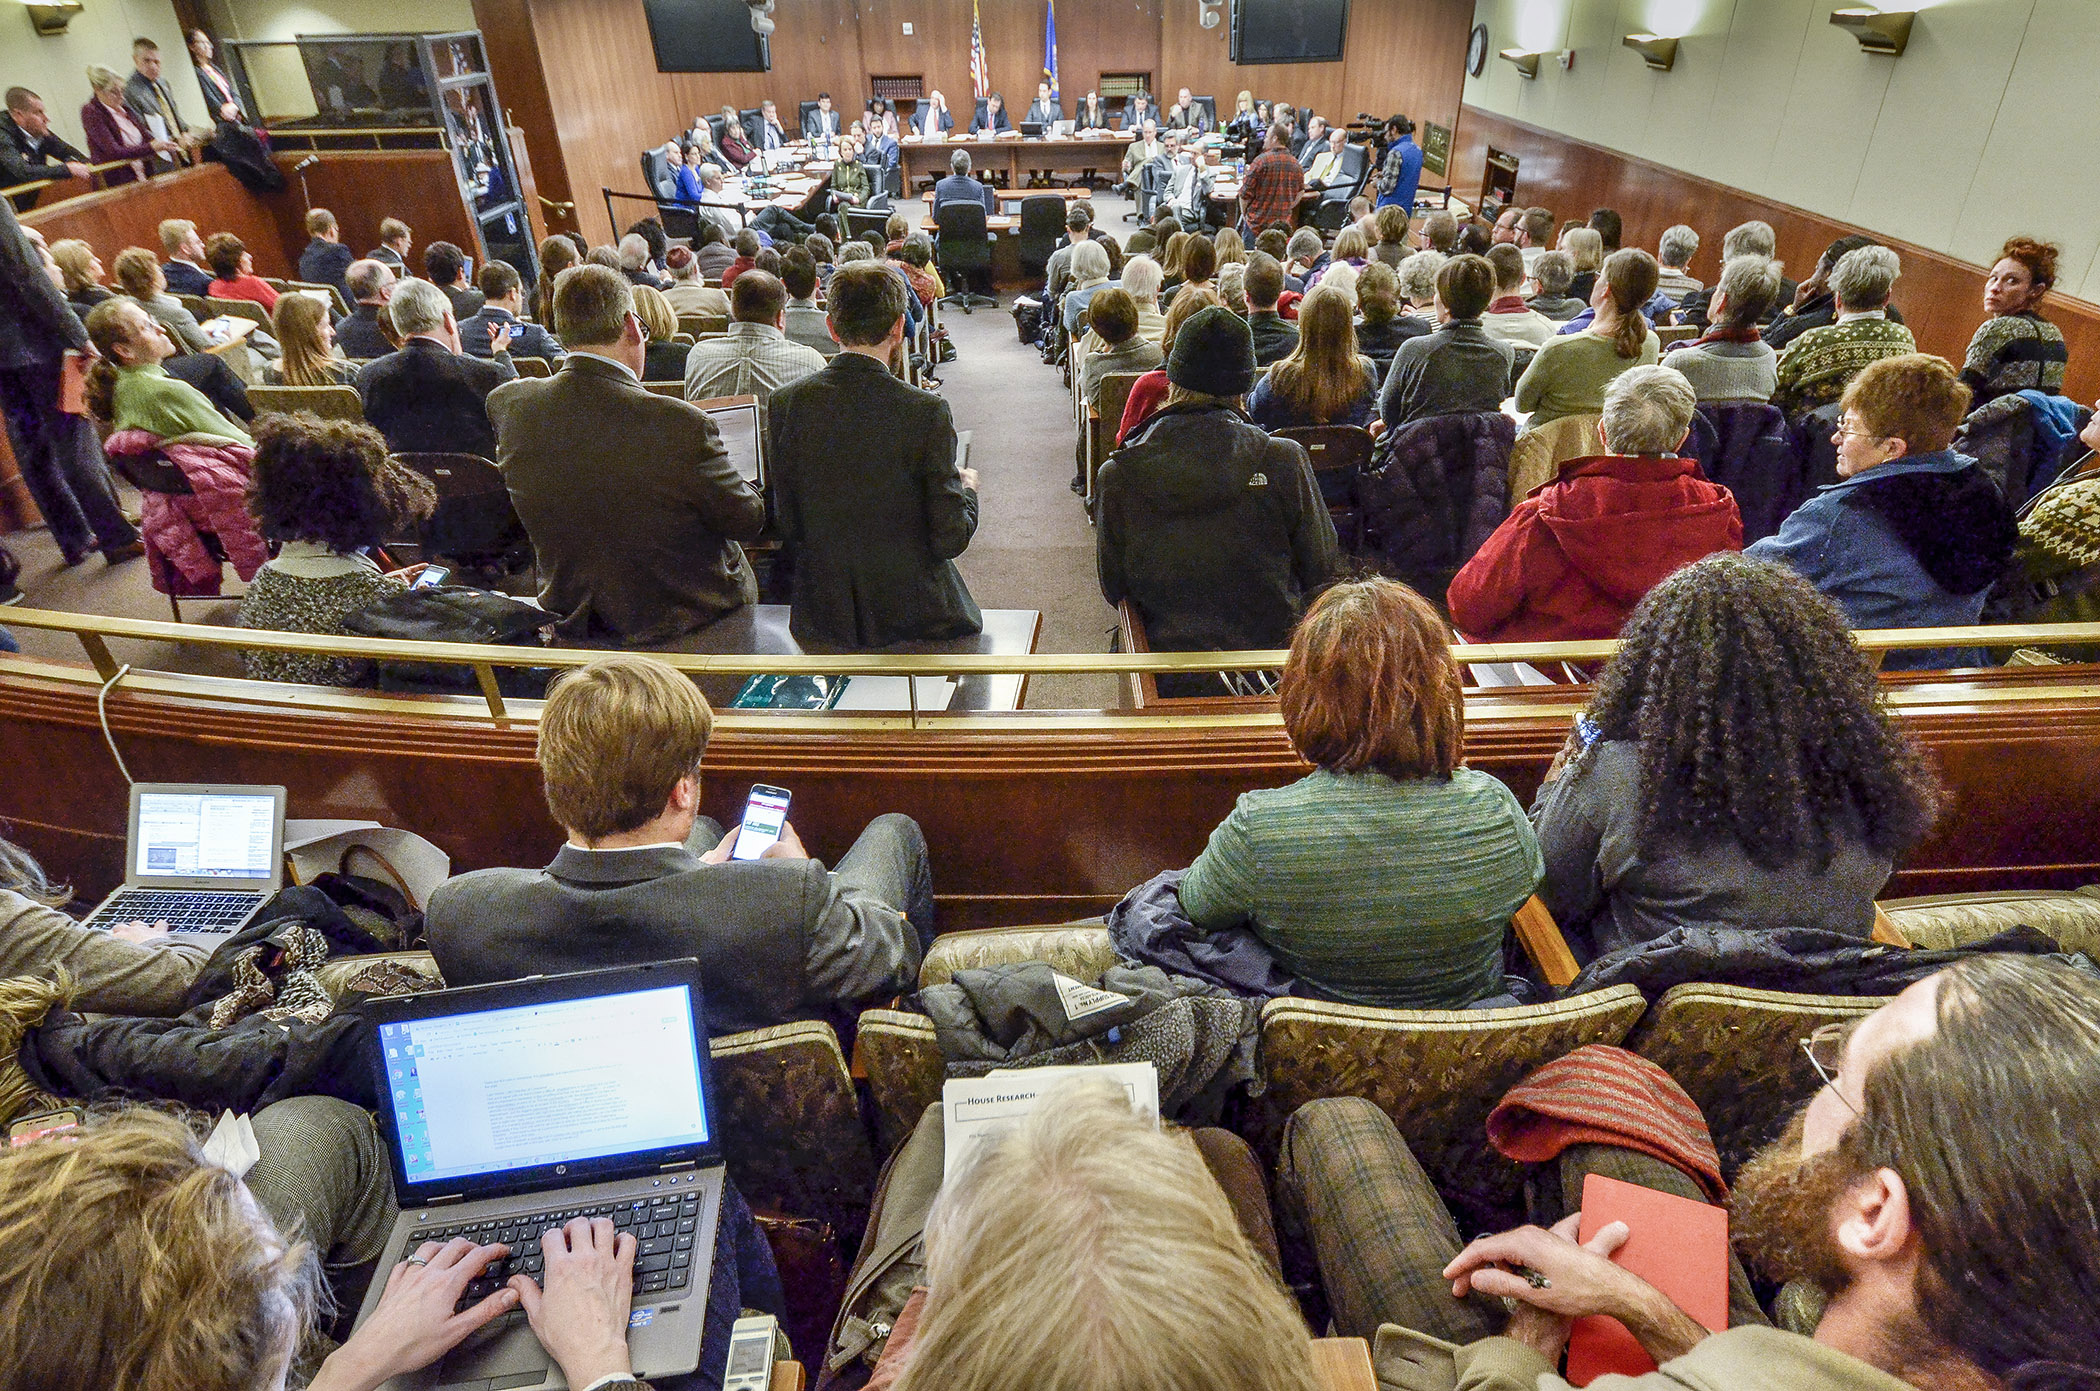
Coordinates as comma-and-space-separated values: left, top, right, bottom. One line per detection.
1530, 553, 1941, 961
236, 413, 434, 688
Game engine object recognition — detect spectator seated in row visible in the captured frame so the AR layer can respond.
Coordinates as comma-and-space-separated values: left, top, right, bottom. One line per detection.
1674, 219, 1794, 332
155, 217, 212, 296
261, 292, 357, 387
629, 284, 690, 382
84, 298, 250, 450
334, 258, 397, 360
1248, 284, 1377, 432
1281, 955, 2100, 1386
1045, 204, 1098, 302
493, 265, 764, 647
1353, 260, 1426, 372
0, 834, 205, 1013
1179, 578, 1541, 1008
1164, 232, 1218, 309
429, 653, 934, 1034
1994, 403, 2100, 647
1763, 234, 1893, 352
1663, 254, 1783, 404
663, 243, 730, 318
1449, 365, 1742, 646
235, 414, 433, 687
1242, 252, 1299, 366
685, 267, 826, 406
365, 215, 412, 271
1117, 286, 1218, 444
1080, 287, 1163, 412
1652, 222, 1702, 305
1096, 304, 1338, 667
1379, 253, 1512, 430
1515, 248, 1662, 426
1394, 247, 1444, 329
619, 231, 672, 290
1771, 245, 1914, 417
770, 263, 982, 649
297, 206, 355, 298
1963, 234, 2067, 405
1061, 240, 1115, 341
49, 238, 111, 314
1113, 253, 1167, 345
1370, 203, 1412, 268
1525, 248, 1585, 321
204, 232, 277, 310
458, 259, 563, 364
692, 220, 737, 281
779, 247, 837, 358
1480, 243, 1556, 349
720, 228, 762, 290
354, 278, 515, 460
1531, 553, 1940, 961
110, 245, 212, 355
1749, 353, 2018, 669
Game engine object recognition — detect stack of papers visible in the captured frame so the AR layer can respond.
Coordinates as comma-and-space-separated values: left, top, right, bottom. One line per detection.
942, 1062, 1160, 1179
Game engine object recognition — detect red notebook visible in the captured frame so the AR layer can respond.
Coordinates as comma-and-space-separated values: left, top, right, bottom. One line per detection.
1563, 1174, 1730, 1385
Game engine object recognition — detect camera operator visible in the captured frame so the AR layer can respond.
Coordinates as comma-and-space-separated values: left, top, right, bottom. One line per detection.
1371, 114, 1422, 215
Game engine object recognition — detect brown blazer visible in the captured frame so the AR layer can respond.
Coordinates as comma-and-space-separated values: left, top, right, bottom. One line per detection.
488, 353, 767, 645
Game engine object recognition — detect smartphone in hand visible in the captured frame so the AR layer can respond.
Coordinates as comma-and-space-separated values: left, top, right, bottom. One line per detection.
411, 564, 450, 590
730, 784, 792, 860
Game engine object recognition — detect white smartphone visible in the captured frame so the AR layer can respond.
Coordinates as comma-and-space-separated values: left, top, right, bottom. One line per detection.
730, 783, 791, 860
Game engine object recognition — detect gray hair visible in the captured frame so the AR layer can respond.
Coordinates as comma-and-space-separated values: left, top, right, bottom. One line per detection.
1829, 244, 1900, 311
618, 233, 651, 272
1658, 224, 1699, 268
838, 241, 873, 262
1397, 250, 1446, 304
1601, 365, 1698, 455
950, 148, 972, 176
1713, 255, 1782, 327
1318, 260, 1359, 307
344, 258, 394, 304
387, 277, 451, 337
1216, 262, 1248, 317
1720, 220, 1776, 261
697, 163, 723, 183
1286, 228, 1324, 263
1070, 239, 1110, 284
1532, 249, 1574, 296
1120, 254, 1163, 303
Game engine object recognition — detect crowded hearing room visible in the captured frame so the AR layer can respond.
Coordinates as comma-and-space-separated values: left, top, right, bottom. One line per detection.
2, 0, 2100, 1386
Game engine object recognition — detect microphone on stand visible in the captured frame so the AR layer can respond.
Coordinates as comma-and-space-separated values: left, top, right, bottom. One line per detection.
293, 154, 320, 212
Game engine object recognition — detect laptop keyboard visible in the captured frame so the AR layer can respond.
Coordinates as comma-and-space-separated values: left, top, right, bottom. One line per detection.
404, 1192, 704, 1309
91, 889, 265, 933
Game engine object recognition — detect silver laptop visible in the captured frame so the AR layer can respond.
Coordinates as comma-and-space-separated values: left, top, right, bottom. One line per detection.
356, 961, 724, 1391
81, 783, 286, 941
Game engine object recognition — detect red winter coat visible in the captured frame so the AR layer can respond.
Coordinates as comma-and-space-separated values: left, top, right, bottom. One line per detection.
1447, 453, 1742, 644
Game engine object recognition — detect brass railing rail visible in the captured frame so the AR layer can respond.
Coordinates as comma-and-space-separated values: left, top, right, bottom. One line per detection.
4, 606, 2097, 728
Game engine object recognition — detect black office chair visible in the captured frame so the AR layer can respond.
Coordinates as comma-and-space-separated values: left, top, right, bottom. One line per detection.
798, 99, 820, 135
706, 113, 727, 146
935, 200, 997, 312
1307, 145, 1370, 233
1016, 195, 1065, 283
1194, 95, 1218, 130
656, 203, 701, 245
640, 148, 672, 199
739, 107, 763, 150
393, 453, 533, 576
844, 206, 889, 245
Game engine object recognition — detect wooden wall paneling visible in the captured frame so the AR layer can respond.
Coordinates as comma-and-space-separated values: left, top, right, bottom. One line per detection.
1343, 0, 1474, 151
1042, 0, 1162, 107
24, 164, 292, 276
475, 0, 579, 242
290, 153, 481, 272
1160, 1, 1345, 124
4, 665, 2098, 926
1450, 104, 2100, 405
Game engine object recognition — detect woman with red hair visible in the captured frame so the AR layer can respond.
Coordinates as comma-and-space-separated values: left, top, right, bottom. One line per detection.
1176, 578, 1542, 1009
1963, 236, 2067, 404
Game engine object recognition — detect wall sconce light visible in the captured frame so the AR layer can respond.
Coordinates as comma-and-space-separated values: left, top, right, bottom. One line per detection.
1829, 7, 1915, 56
23, 0, 83, 35
1622, 33, 1679, 71
1499, 48, 1542, 79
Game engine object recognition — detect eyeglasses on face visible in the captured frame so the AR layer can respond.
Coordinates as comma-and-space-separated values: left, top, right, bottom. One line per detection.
1800, 1020, 1862, 1117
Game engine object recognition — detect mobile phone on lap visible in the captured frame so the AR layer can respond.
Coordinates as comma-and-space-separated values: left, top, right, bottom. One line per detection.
730, 784, 792, 860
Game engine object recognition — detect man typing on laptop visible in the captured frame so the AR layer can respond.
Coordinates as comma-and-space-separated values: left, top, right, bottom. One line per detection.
424, 655, 936, 1038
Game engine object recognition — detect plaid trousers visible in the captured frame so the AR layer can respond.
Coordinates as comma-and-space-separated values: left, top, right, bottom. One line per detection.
1275, 1097, 1769, 1345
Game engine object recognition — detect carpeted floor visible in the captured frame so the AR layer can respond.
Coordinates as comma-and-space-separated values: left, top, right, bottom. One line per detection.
3, 190, 1140, 708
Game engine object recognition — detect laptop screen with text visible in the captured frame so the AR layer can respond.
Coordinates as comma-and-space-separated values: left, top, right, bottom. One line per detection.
377, 985, 710, 1186
134, 790, 278, 882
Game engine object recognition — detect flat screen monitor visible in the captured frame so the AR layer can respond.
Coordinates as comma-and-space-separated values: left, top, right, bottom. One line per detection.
1232, 0, 1349, 65
641, 0, 771, 73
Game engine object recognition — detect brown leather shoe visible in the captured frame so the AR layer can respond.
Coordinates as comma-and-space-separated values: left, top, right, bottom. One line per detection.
102, 540, 147, 565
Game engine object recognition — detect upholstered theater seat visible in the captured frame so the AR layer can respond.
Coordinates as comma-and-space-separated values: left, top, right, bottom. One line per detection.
1883, 886, 2100, 954
917, 921, 1116, 987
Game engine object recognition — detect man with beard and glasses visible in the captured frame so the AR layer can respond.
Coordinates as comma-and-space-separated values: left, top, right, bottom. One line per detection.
1277, 954, 2100, 1389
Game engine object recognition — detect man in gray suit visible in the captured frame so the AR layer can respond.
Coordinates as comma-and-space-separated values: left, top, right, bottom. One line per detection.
489, 265, 764, 646
767, 262, 982, 649
426, 655, 934, 1037
123, 38, 196, 176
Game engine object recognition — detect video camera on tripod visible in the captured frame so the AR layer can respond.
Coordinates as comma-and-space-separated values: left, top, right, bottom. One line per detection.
1344, 112, 1413, 161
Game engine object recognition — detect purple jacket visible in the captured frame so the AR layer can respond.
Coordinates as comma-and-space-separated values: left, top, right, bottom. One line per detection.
1682, 402, 1808, 544
1361, 410, 1516, 604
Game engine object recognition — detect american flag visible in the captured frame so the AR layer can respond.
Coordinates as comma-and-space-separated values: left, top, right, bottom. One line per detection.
970, 0, 989, 100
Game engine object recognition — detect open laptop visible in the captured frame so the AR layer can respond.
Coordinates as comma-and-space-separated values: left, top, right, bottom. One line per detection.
355, 961, 724, 1391
81, 783, 286, 942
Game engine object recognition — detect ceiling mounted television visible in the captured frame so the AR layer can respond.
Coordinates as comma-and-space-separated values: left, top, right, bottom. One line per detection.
642, 0, 771, 73
1230, 0, 1349, 64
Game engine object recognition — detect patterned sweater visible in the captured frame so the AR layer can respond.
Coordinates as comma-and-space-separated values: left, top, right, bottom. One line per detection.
1772, 316, 1915, 416
1963, 311, 2068, 404
236, 544, 405, 687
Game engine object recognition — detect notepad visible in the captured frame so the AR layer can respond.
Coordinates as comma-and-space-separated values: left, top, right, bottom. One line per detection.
1564, 1174, 1730, 1385
942, 1062, 1159, 1179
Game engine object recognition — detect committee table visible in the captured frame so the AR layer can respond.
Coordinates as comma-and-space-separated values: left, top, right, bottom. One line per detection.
900, 135, 1133, 191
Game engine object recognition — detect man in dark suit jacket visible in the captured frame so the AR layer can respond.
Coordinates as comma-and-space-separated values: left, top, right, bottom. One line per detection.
913, 92, 955, 139
802, 92, 841, 141
423, 240, 484, 320
1023, 82, 1060, 127
459, 259, 562, 363
969, 92, 1013, 135
0, 198, 141, 566
366, 217, 411, 272
931, 148, 997, 216
296, 207, 355, 297
334, 258, 396, 360
488, 265, 760, 647
353, 278, 514, 458
123, 39, 194, 176
2, 91, 92, 211
755, 100, 790, 152
768, 263, 981, 649
425, 652, 933, 1037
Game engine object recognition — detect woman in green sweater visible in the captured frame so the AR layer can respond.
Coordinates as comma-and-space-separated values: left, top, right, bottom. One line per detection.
83, 298, 253, 447
1513, 248, 1661, 427
1178, 578, 1543, 1009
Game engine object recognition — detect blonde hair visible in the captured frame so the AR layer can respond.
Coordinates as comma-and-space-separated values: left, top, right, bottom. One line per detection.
1332, 225, 1370, 264
50, 239, 97, 294
630, 283, 678, 343
271, 293, 338, 387
0, 1109, 317, 1391
1268, 286, 1370, 424
538, 656, 713, 840
86, 64, 126, 95
894, 1082, 1323, 1391
1212, 226, 1246, 267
